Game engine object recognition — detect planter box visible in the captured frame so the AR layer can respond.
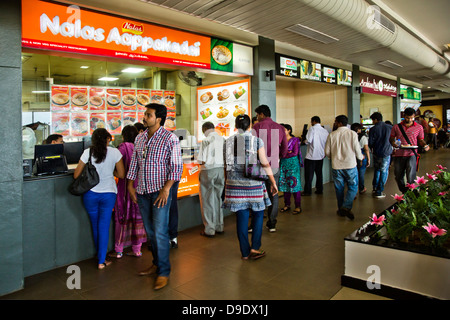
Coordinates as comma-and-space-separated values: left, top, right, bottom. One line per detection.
342, 205, 450, 300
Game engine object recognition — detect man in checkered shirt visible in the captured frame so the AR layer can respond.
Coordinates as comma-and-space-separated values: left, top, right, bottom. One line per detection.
127, 103, 183, 290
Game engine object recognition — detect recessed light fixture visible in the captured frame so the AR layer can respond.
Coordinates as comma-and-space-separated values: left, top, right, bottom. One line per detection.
32, 91, 51, 94
98, 77, 119, 81
80, 66, 89, 69
122, 67, 145, 73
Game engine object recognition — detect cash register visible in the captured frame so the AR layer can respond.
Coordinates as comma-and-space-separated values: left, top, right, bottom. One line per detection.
34, 144, 68, 175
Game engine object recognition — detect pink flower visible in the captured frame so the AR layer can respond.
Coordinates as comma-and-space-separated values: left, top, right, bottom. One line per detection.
433, 170, 443, 175
423, 223, 447, 238
436, 165, 447, 170
370, 213, 385, 226
438, 191, 448, 196
426, 173, 437, 181
390, 208, 398, 214
414, 176, 428, 185
392, 194, 404, 201
406, 183, 418, 190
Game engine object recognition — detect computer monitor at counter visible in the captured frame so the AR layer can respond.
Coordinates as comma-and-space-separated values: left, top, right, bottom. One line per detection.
34, 143, 64, 162
63, 141, 84, 164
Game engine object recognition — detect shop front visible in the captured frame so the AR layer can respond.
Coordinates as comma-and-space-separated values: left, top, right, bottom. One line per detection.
359, 71, 398, 128
273, 53, 352, 185
19, 0, 254, 279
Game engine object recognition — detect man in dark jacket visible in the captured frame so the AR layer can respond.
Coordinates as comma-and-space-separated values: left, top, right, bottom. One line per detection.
368, 112, 392, 198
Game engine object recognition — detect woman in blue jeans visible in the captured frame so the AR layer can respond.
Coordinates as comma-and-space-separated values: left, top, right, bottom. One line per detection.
74, 129, 125, 269
222, 115, 278, 260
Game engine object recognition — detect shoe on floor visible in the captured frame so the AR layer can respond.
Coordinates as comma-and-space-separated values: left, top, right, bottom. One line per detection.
248, 227, 253, 233
170, 237, 178, 248
138, 264, 157, 276
359, 187, 367, 194
200, 230, 214, 238
301, 192, 311, 196
154, 276, 169, 290
340, 208, 355, 220
374, 192, 386, 198
293, 207, 302, 215
266, 226, 276, 233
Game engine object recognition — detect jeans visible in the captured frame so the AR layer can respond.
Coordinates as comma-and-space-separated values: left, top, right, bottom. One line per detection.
137, 191, 172, 277
265, 170, 280, 229
357, 157, 368, 191
82, 191, 117, 264
169, 182, 179, 240
303, 159, 324, 194
332, 167, 358, 211
372, 155, 390, 194
393, 156, 417, 193
235, 209, 264, 258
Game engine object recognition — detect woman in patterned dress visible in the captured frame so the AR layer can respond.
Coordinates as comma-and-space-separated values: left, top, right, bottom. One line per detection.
279, 124, 303, 214
223, 115, 278, 260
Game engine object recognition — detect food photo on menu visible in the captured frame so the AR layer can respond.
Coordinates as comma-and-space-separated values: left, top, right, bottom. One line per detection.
197, 79, 250, 140
49, 85, 177, 139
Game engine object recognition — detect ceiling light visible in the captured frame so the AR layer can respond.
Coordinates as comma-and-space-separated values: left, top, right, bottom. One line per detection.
122, 67, 145, 73
80, 66, 89, 69
32, 91, 51, 94
98, 77, 119, 81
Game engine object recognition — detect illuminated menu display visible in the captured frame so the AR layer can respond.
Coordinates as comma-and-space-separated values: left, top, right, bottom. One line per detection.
322, 66, 336, 84
300, 60, 321, 81
276, 54, 300, 78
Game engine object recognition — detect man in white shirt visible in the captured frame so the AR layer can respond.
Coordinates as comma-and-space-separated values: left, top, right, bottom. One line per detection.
197, 122, 225, 237
302, 116, 329, 195
325, 115, 364, 220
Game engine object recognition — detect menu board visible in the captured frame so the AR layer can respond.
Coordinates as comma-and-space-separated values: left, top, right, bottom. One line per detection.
276, 54, 300, 78
337, 69, 352, 86
197, 79, 250, 140
322, 66, 336, 84
300, 60, 321, 81
51, 85, 176, 137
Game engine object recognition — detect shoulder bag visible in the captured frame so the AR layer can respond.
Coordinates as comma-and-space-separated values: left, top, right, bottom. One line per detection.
398, 124, 420, 171
68, 149, 100, 196
242, 135, 268, 181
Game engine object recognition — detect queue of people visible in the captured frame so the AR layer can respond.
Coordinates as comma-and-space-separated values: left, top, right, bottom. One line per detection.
71, 102, 437, 292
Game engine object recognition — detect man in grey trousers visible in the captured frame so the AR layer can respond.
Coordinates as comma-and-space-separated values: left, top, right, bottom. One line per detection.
198, 122, 225, 237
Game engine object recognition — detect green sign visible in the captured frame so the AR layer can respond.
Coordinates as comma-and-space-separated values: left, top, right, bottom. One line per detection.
400, 85, 421, 101
210, 38, 233, 73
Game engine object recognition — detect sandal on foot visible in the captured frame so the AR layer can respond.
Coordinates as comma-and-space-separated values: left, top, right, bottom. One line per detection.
126, 251, 142, 257
293, 208, 302, 215
108, 251, 123, 259
98, 260, 112, 269
249, 250, 266, 260
280, 206, 290, 212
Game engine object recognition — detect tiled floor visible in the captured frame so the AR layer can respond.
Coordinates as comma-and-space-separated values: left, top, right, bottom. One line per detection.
2, 148, 449, 300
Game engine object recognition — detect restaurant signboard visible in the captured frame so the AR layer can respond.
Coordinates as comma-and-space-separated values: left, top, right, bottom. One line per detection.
22, 0, 211, 68
360, 72, 397, 97
276, 54, 300, 78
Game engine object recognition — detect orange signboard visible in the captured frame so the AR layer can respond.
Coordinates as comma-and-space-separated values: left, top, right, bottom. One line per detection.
21, 0, 211, 68
177, 163, 200, 198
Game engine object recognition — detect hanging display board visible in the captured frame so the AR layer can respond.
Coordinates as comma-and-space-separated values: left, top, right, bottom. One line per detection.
360, 72, 397, 97
196, 79, 251, 141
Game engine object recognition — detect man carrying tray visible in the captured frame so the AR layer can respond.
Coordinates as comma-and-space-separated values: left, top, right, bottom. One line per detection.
390, 107, 429, 193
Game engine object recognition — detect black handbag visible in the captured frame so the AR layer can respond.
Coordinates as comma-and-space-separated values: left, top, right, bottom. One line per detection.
68, 149, 99, 196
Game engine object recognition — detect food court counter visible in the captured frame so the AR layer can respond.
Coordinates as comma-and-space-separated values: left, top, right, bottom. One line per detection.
22, 145, 331, 277
22, 169, 208, 277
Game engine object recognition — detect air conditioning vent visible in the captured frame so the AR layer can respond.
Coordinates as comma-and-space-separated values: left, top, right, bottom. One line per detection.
371, 7, 396, 34
378, 60, 403, 69
285, 24, 339, 44
417, 75, 433, 80
437, 56, 447, 66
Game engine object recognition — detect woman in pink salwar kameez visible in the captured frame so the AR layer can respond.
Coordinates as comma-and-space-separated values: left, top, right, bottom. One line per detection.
109, 125, 147, 258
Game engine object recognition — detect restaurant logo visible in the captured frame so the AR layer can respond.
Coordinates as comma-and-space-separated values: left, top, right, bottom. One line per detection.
122, 22, 144, 35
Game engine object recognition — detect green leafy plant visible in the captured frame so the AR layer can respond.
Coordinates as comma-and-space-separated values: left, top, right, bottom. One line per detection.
373, 165, 450, 247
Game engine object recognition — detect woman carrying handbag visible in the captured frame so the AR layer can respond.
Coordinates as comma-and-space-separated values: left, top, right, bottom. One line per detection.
73, 128, 125, 269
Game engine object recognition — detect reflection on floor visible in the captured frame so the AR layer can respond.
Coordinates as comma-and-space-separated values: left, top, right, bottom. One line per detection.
2, 148, 449, 300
